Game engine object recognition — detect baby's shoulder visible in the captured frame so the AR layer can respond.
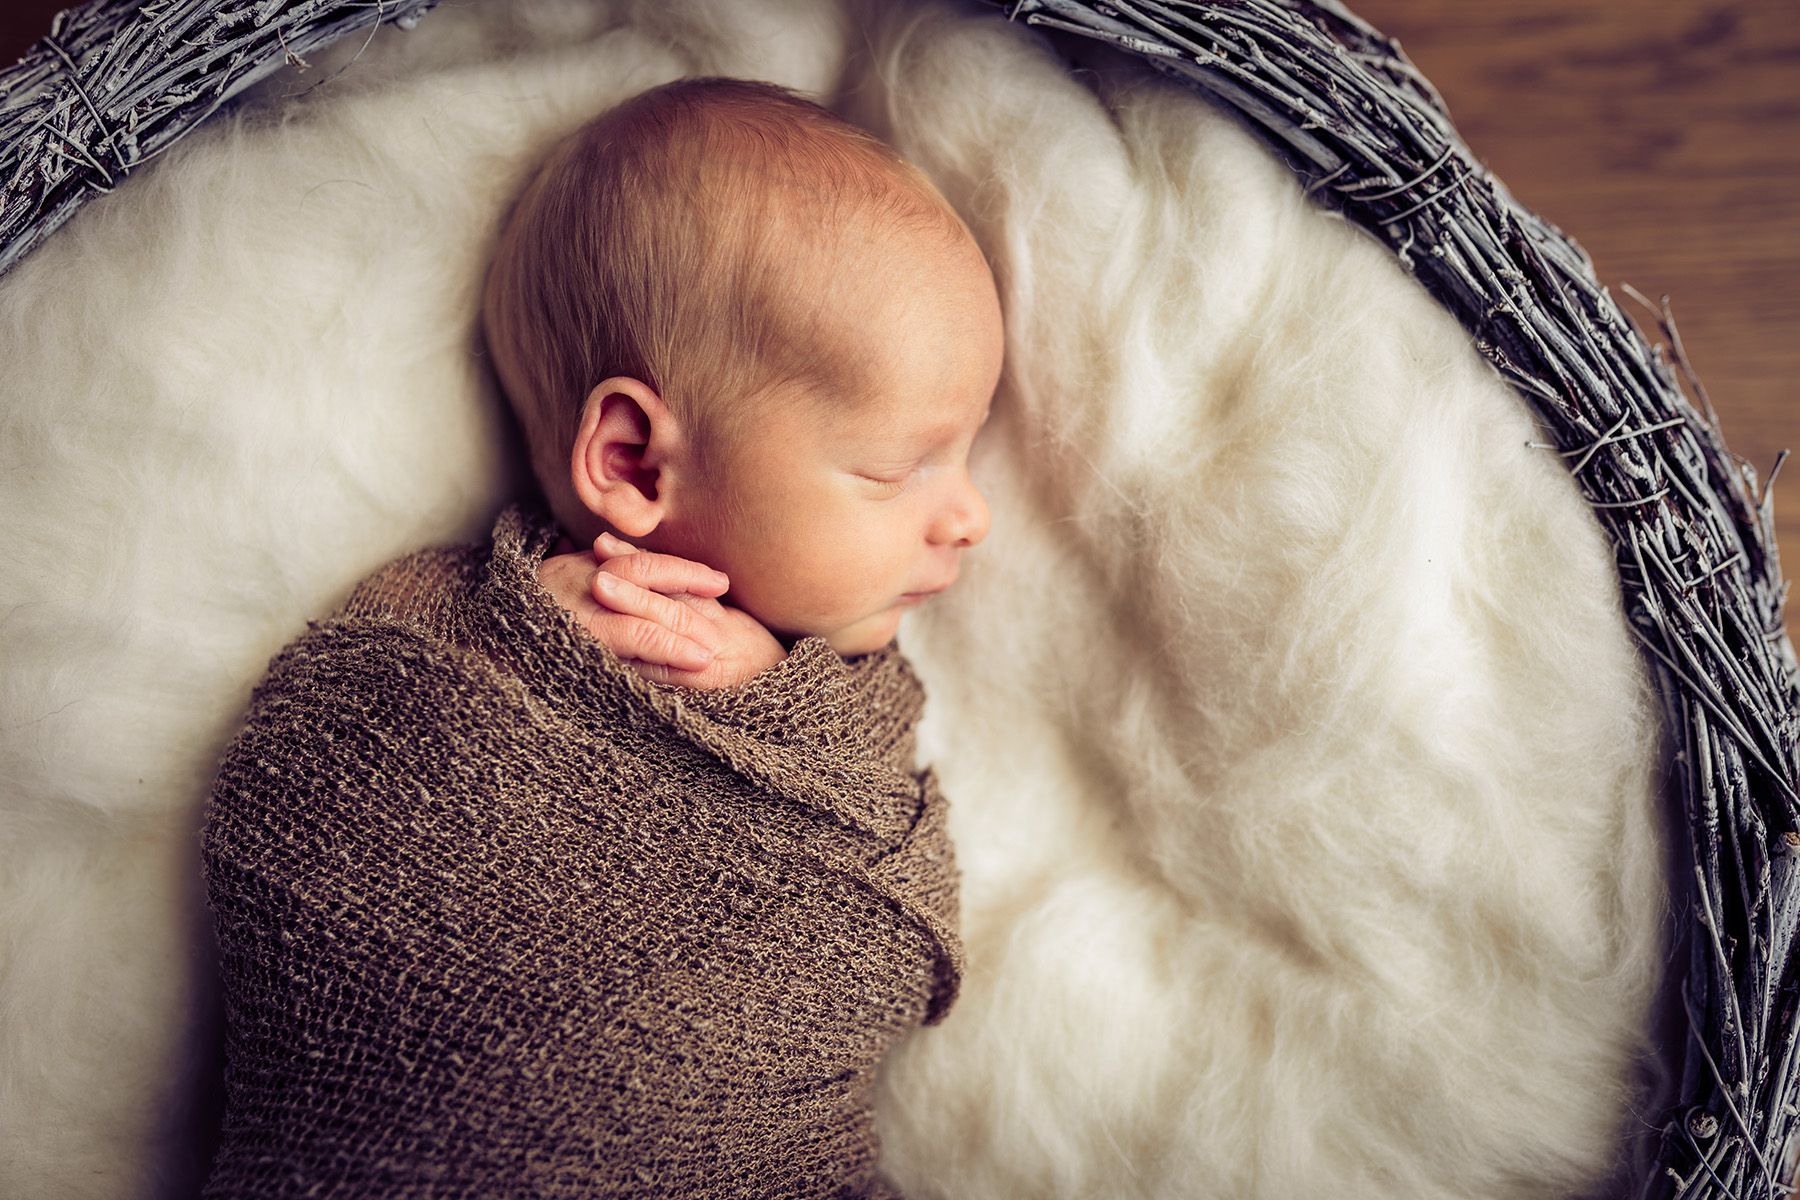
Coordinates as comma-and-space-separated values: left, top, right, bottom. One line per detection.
335, 541, 486, 634
238, 538, 501, 726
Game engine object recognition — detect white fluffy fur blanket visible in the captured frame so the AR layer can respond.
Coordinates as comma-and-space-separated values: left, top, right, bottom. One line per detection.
0, 0, 1674, 1196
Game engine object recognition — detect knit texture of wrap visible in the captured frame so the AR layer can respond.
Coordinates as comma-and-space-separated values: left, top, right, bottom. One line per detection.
198, 499, 965, 1199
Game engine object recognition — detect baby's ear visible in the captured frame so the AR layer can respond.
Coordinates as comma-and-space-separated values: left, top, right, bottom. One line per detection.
569, 379, 670, 539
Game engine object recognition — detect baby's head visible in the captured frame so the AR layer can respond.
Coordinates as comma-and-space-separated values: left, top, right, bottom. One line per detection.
480, 76, 1002, 657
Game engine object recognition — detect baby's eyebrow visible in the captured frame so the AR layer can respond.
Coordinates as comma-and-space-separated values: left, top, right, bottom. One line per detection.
910, 399, 995, 445
914, 419, 965, 445
864, 394, 994, 452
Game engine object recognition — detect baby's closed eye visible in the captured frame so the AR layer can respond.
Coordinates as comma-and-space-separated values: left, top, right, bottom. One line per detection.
860, 471, 911, 492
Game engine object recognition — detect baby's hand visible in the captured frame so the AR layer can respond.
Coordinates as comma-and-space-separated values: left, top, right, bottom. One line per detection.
541, 531, 787, 690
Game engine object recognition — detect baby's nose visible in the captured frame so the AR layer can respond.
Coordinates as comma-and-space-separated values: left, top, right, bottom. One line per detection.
949, 478, 991, 549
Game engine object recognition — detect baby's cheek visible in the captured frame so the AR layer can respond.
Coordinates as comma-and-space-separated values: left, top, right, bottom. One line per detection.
825, 542, 898, 600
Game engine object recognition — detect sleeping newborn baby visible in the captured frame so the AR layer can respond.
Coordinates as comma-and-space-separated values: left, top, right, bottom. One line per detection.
524, 97, 999, 685
198, 76, 1000, 1200
523, 92, 999, 687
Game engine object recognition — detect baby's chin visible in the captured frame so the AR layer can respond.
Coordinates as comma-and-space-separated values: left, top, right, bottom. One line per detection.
782, 606, 904, 660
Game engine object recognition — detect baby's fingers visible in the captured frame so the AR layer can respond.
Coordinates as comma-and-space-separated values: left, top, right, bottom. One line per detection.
595, 611, 717, 673
591, 572, 719, 668
596, 532, 729, 598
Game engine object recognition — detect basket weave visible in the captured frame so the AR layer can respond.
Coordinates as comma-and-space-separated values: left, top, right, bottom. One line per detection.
3, 1, 1794, 1195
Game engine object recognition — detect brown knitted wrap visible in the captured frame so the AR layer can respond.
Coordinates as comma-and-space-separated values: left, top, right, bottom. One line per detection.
199, 500, 964, 1198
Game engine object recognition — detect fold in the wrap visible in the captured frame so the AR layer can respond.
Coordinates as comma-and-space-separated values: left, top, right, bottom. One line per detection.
199, 499, 964, 1199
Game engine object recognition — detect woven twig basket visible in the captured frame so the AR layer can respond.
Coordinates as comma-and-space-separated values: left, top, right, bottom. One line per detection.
3, 1, 1794, 1196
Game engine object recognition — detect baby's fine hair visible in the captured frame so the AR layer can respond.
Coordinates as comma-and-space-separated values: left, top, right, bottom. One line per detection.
479, 75, 967, 510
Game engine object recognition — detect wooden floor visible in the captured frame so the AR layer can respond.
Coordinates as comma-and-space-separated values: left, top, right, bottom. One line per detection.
3, 0, 1796, 573
1349, 0, 1800, 584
